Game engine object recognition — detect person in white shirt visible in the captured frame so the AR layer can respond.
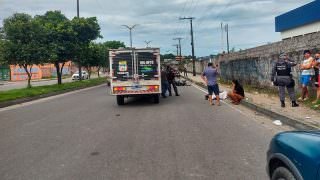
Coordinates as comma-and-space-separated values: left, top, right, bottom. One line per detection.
299, 50, 315, 101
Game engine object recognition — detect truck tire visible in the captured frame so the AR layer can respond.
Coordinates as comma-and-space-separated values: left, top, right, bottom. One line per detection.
153, 94, 160, 104
272, 167, 296, 180
117, 95, 125, 105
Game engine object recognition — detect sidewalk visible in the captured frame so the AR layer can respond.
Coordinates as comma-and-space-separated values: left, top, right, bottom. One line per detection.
182, 73, 320, 130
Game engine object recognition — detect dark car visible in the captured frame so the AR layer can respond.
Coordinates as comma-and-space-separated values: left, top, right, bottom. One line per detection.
267, 131, 320, 180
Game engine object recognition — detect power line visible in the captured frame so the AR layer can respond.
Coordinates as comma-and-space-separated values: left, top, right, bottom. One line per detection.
190, 0, 200, 16
196, 0, 234, 28
174, 0, 198, 37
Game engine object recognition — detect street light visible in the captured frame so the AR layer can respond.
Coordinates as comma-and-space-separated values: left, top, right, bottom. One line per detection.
122, 24, 138, 48
144, 40, 152, 48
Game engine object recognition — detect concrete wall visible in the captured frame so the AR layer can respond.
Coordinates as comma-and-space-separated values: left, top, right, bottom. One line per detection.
10, 62, 74, 81
213, 32, 320, 88
186, 61, 208, 75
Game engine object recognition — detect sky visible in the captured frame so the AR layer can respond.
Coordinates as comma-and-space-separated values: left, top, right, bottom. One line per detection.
0, 0, 314, 57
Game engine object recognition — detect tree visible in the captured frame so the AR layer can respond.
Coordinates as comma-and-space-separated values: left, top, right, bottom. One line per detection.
3, 13, 47, 88
0, 40, 5, 64
101, 41, 126, 71
96, 43, 107, 77
160, 53, 175, 62
102, 41, 125, 49
71, 17, 101, 81
81, 43, 103, 79
35, 11, 76, 85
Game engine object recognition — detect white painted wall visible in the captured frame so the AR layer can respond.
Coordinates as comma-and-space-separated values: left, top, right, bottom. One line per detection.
281, 21, 320, 39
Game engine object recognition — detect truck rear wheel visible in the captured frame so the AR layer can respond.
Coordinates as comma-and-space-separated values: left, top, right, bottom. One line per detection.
153, 94, 160, 104
117, 95, 125, 105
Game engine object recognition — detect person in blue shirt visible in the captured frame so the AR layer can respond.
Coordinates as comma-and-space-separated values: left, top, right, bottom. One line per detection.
201, 63, 220, 106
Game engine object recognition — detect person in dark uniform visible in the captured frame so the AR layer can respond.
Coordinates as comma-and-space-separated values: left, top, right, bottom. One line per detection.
166, 65, 180, 96
271, 53, 299, 108
161, 66, 169, 98
183, 67, 188, 77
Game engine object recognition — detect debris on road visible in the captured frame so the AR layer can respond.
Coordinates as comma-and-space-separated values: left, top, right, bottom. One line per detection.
273, 120, 283, 126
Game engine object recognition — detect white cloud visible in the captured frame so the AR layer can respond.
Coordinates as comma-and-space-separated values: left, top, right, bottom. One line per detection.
0, 0, 314, 56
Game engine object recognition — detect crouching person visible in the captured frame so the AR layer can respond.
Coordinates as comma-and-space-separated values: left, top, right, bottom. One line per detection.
271, 53, 299, 108
228, 80, 244, 105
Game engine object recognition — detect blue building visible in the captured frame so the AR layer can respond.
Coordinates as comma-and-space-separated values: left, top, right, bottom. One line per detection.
275, 0, 320, 39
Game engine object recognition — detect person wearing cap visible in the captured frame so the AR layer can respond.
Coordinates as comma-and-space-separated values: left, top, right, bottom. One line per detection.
271, 53, 299, 107
299, 50, 315, 101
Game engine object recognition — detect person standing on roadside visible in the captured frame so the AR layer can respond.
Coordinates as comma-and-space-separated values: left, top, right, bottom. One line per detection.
183, 67, 188, 77
161, 66, 169, 98
201, 63, 220, 106
166, 65, 180, 96
312, 53, 320, 104
299, 50, 315, 101
284, 53, 298, 90
271, 53, 299, 108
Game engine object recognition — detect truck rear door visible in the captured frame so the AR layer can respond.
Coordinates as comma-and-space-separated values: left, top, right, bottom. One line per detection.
136, 49, 160, 81
110, 50, 133, 82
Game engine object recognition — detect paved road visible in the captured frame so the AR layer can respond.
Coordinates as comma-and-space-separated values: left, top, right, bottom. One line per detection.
0, 84, 290, 180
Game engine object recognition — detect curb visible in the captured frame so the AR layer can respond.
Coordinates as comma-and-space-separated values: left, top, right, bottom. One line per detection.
0, 82, 108, 109
183, 76, 319, 130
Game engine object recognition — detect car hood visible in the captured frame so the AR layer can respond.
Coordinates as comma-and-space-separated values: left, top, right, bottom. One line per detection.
274, 131, 320, 160
278, 130, 320, 138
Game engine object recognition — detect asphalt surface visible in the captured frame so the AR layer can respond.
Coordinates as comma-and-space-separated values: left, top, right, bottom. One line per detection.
0, 84, 290, 180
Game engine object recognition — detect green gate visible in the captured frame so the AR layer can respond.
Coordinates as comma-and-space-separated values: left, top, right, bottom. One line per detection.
0, 65, 10, 81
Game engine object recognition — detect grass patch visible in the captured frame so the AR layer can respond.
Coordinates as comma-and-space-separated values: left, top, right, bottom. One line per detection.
300, 95, 320, 111
39, 75, 71, 80
0, 78, 108, 103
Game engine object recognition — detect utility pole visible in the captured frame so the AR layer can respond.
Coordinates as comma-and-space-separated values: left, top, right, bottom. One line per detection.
173, 44, 179, 57
77, 0, 82, 81
173, 37, 183, 57
180, 17, 196, 76
225, 24, 230, 54
77, 0, 79, 17
144, 40, 152, 48
220, 22, 224, 53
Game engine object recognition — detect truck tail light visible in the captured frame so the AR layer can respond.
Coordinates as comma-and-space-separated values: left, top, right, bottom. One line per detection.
147, 85, 159, 91
113, 87, 126, 91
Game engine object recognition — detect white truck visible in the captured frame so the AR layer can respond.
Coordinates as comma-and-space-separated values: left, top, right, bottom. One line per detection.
109, 48, 161, 105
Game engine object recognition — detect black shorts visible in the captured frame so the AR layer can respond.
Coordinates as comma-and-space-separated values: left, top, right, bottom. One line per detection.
208, 84, 219, 96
